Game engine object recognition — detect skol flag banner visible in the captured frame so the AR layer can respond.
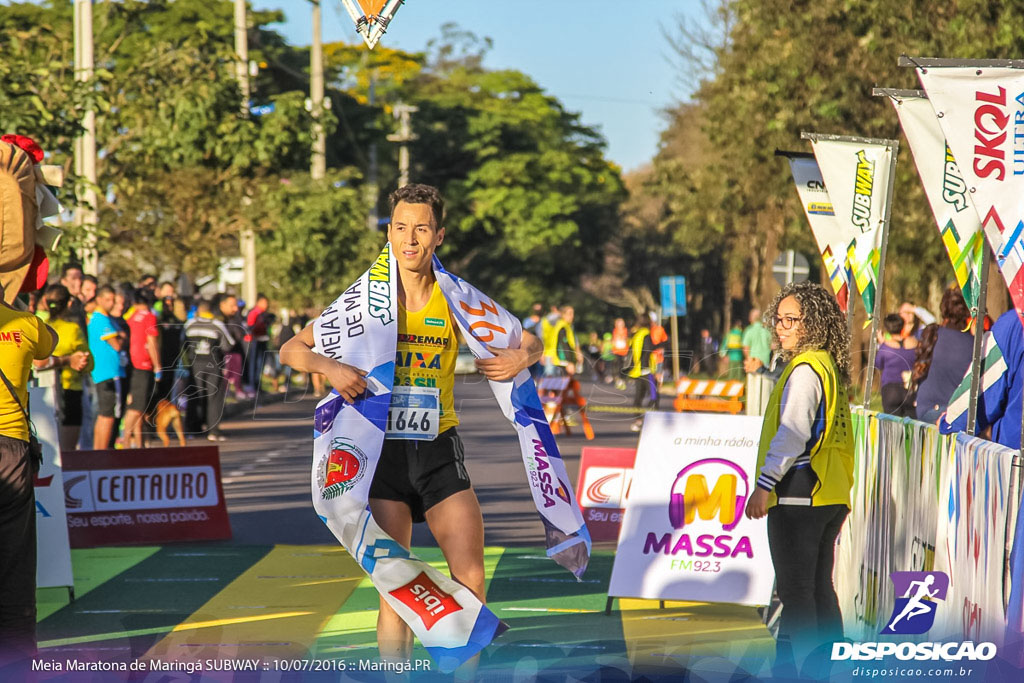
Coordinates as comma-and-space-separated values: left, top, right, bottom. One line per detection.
784, 155, 854, 311
887, 93, 986, 311
810, 139, 896, 315
918, 67, 1024, 326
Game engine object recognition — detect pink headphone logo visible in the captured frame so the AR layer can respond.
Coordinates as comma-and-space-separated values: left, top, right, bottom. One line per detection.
668, 458, 750, 532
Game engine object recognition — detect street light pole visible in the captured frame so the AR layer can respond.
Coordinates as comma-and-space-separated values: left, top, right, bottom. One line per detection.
387, 103, 418, 187
235, 0, 257, 306
73, 0, 98, 275
310, 0, 326, 181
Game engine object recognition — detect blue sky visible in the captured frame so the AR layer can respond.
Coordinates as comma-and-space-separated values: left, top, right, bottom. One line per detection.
251, 0, 699, 172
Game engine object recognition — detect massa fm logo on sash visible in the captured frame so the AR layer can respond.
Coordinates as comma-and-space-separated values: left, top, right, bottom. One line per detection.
851, 150, 875, 232
528, 439, 572, 509
941, 145, 969, 212
643, 458, 754, 559
368, 246, 394, 325
389, 572, 463, 630
318, 439, 367, 500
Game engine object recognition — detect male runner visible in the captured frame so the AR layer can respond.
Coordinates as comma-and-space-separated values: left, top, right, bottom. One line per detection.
281, 184, 543, 662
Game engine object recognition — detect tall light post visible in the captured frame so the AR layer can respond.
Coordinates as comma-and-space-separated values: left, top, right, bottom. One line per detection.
235, 0, 257, 306
73, 0, 98, 274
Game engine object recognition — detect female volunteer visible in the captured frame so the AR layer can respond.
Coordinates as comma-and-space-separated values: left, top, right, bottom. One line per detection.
744, 281, 855, 665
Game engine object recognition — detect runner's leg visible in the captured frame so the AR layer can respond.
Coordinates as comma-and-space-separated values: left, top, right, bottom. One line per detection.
368, 498, 414, 661
425, 488, 485, 678
425, 488, 485, 601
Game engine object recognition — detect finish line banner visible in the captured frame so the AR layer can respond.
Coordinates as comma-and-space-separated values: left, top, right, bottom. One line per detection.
918, 67, 1024, 325
784, 154, 854, 311
810, 139, 896, 315
887, 92, 986, 311
608, 412, 773, 606
62, 446, 231, 547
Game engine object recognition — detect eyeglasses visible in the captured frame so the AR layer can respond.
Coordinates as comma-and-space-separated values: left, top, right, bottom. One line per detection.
774, 315, 803, 330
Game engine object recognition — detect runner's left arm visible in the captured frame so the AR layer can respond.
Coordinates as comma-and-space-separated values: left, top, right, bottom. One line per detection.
475, 330, 544, 381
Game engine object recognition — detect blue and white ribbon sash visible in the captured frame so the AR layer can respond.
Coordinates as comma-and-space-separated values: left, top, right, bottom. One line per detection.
309, 245, 590, 671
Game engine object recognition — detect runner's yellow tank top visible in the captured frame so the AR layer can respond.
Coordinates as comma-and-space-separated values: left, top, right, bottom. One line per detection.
395, 281, 460, 433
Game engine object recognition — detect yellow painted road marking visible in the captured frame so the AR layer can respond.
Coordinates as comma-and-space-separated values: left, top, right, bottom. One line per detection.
618, 598, 774, 674
143, 545, 362, 662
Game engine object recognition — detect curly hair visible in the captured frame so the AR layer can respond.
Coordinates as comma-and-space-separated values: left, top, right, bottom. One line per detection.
765, 281, 852, 386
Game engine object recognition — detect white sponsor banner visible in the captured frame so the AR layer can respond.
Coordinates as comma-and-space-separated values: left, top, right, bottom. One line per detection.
810, 139, 895, 314
932, 433, 1015, 645
63, 466, 219, 512
888, 93, 986, 310
918, 67, 1024, 322
786, 156, 854, 310
32, 386, 73, 590
579, 466, 633, 509
607, 412, 773, 605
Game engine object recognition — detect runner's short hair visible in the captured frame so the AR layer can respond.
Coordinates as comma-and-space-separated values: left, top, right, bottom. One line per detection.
389, 183, 444, 229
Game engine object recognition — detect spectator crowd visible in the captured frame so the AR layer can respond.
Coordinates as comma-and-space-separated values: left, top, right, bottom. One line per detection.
30, 262, 314, 451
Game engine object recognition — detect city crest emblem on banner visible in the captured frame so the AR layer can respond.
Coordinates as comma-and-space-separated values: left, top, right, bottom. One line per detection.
318, 439, 367, 499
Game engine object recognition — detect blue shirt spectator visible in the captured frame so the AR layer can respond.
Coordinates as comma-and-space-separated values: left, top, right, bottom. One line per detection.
88, 310, 125, 384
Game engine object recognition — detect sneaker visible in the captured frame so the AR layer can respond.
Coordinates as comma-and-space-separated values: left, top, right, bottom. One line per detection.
207, 433, 226, 442
629, 421, 642, 432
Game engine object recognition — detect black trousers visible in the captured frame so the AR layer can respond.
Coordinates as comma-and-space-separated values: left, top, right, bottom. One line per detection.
189, 359, 227, 436
0, 436, 36, 670
767, 504, 849, 655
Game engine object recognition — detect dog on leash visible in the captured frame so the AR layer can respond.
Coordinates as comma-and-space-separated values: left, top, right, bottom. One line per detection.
152, 399, 186, 447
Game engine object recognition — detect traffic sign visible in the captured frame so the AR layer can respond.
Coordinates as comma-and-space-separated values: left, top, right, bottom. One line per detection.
772, 250, 811, 286
660, 276, 686, 318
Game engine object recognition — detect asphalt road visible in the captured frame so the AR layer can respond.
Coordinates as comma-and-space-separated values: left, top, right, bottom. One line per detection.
214, 373, 650, 547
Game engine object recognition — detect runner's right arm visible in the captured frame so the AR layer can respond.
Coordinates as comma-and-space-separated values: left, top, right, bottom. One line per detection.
280, 323, 367, 403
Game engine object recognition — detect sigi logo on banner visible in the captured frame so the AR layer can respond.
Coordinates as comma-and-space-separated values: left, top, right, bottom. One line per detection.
832, 570, 997, 662
646, 457, 753, 558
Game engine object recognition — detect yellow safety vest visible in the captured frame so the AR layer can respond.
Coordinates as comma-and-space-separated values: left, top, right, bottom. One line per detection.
755, 349, 854, 509
626, 328, 650, 378
550, 319, 577, 366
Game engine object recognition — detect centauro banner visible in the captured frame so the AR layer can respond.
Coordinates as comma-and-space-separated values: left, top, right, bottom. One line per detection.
887, 93, 986, 311
785, 155, 854, 312
918, 67, 1024, 325
810, 139, 895, 315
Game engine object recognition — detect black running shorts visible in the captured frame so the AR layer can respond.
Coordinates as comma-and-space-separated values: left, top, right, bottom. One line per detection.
369, 428, 471, 523
128, 368, 154, 413
95, 378, 123, 419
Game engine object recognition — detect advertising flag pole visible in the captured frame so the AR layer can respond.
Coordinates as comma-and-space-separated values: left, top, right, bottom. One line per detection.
861, 141, 899, 408
966, 246, 991, 435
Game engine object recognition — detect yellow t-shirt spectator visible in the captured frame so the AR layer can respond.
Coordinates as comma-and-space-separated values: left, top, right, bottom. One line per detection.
49, 318, 92, 391
0, 307, 55, 441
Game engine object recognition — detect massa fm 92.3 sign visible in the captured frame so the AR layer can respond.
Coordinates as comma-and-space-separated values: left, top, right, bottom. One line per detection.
608, 412, 774, 606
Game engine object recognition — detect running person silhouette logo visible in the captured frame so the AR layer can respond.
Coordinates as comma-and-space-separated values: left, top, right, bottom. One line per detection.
881, 571, 950, 635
